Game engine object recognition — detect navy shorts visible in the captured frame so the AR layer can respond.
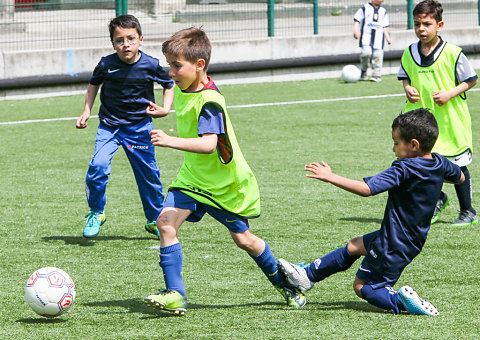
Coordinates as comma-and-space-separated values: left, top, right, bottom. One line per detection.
355, 230, 402, 289
164, 189, 250, 233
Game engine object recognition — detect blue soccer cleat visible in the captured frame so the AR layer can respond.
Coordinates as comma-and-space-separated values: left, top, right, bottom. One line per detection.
397, 285, 439, 316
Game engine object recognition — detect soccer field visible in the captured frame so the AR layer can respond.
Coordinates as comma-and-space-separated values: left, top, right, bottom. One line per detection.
1, 75, 479, 338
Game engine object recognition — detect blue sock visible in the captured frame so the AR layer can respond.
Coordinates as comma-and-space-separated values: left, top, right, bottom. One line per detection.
361, 285, 405, 313
305, 244, 359, 282
159, 243, 186, 297
250, 241, 285, 286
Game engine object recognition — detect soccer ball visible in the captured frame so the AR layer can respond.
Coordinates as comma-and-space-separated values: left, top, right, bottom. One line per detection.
341, 64, 361, 83
25, 267, 76, 318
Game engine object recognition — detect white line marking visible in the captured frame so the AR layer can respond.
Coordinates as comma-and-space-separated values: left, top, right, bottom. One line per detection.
1, 89, 479, 126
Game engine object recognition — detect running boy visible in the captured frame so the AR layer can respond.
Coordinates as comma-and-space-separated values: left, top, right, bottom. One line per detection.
353, 0, 392, 82
76, 15, 174, 238
143, 27, 305, 315
278, 108, 464, 315
397, 0, 478, 226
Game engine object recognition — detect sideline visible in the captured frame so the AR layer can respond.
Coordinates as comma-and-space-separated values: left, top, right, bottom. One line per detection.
2, 88, 480, 126
0, 92, 406, 126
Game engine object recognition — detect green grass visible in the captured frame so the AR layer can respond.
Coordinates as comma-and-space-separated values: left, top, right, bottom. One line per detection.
1, 75, 480, 338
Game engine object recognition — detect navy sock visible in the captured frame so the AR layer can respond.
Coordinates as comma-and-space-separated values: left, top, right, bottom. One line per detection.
455, 166, 476, 214
305, 244, 359, 282
361, 285, 405, 313
159, 243, 186, 297
250, 241, 285, 286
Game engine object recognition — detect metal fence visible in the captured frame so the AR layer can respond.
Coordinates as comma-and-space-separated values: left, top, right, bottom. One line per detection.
2, 0, 479, 52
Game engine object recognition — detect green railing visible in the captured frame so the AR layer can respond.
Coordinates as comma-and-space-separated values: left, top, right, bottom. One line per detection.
1, 0, 479, 52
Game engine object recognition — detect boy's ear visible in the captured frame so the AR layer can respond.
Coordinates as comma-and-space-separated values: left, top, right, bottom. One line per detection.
437, 20, 444, 31
195, 58, 206, 72
411, 138, 421, 151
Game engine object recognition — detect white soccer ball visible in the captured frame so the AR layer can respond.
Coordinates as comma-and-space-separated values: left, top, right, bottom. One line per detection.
341, 64, 361, 83
25, 267, 76, 318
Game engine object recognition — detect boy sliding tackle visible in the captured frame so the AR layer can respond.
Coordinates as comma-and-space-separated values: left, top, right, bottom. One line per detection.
279, 108, 464, 315
144, 27, 305, 315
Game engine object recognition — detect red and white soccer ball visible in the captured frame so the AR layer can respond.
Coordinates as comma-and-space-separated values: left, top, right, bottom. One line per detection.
341, 64, 361, 83
25, 267, 76, 318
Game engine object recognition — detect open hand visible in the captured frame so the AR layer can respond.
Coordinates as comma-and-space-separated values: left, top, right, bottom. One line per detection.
305, 161, 332, 181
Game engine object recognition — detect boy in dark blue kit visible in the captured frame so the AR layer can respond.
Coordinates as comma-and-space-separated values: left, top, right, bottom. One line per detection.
76, 15, 174, 238
279, 108, 464, 315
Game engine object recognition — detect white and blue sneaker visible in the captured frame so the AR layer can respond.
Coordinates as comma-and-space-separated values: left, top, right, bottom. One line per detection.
278, 258, 315, 292
397, 285, 439, 316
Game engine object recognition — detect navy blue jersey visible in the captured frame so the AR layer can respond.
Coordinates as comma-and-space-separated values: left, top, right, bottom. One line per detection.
363, 153, 461, 276
90, 52, 174, 127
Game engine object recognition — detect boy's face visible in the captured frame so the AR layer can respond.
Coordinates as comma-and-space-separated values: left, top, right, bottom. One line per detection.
111, 26, 143, 64
371, 0, 383, 7
165, 53, 205, 92
414, 13, 444, 45
392, 127, 418, 159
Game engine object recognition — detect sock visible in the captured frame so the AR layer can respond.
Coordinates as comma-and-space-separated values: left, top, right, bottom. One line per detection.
305, 244, 359, 282
455, 166, 476, 214
361, 285, 405, 314
250, 241, 285, 286
159, 243, 186, 297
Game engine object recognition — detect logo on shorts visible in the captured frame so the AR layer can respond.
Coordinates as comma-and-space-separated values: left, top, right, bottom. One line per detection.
225, 219, 238, 223
369, 249, 378, 259
127, 144, 149, 151
313, 258, 322, 269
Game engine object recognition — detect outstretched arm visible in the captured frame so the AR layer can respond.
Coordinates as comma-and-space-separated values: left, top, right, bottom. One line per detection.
305, 161, 372, 197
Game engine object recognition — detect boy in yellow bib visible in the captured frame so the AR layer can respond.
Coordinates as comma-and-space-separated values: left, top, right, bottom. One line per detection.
398, 0, 478, 226
143, 27, 305, 315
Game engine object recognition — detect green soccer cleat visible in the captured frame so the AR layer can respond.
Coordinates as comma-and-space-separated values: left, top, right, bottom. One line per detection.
144, 221, 160, 239
83, 211, 106, 238
431, 192, 449, 224
451, 209, 479, 227
144, 289, 187, 315
275, 286, 306, 308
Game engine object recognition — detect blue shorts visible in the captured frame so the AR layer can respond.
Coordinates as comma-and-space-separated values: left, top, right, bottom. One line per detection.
355, 230, 402, 289
164, 189, 250, 233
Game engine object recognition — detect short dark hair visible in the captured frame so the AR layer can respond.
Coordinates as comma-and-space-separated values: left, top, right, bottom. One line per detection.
392, 108, 439, 153
413, 0, 443, 22
162, 27, 211, 69
109, 15, 142, 41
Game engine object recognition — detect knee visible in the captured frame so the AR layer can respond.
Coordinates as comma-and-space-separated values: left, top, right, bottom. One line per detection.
156, 215, 176, 238
88, 158, 109, 177
347, 237, 365, 257
231, 232, 258, 253
353, 280, 364, 298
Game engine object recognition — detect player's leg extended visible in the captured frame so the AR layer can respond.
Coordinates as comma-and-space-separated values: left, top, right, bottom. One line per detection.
303, 236, 363, 283
229, 229, 306, 307
144, 207, 190, 314
120, 121, 164, 234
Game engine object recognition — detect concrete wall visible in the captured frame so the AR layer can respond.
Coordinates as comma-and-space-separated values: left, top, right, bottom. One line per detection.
1, 27, 480, 99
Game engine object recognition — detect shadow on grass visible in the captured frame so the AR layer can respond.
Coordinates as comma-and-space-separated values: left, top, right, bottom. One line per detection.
82, 297, 383, 318
339, 217, 383, 224
16, 317, 68, 324
42, 235, 155, 246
